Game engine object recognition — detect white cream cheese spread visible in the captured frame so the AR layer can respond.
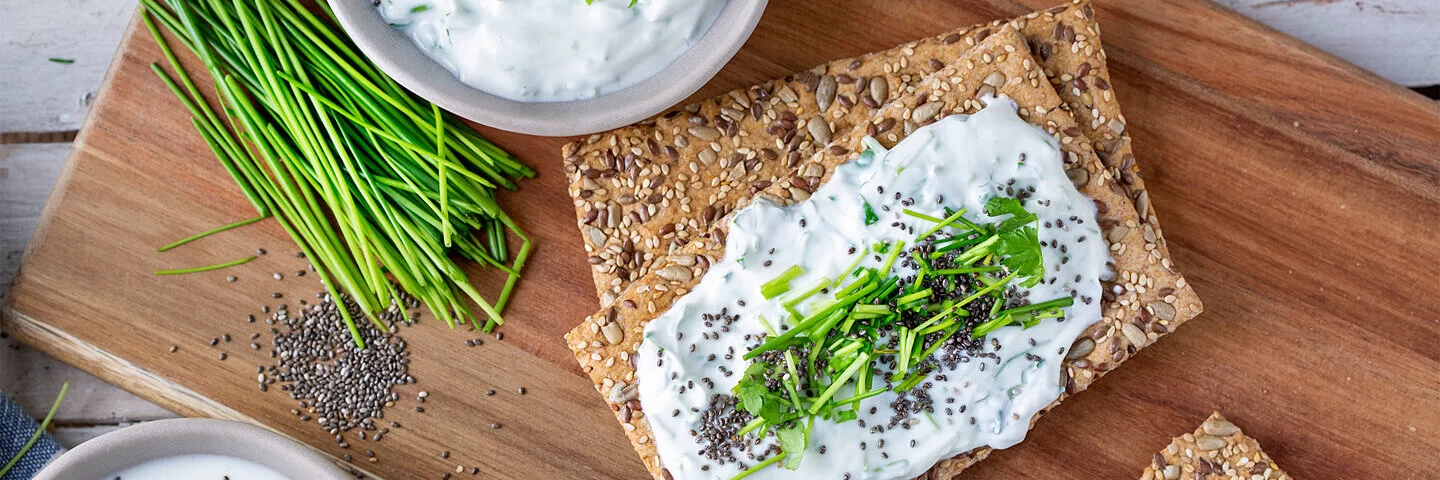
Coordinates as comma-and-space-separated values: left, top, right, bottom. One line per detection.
636, 98, 1112, 479
377, 0, 725, 102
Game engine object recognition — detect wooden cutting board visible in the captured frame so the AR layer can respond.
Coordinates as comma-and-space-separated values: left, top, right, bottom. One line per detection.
5, 0, 1437, 478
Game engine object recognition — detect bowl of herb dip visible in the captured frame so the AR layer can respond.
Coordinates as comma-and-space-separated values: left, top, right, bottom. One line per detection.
332, 0, 767, 136
33, 418, 348, 480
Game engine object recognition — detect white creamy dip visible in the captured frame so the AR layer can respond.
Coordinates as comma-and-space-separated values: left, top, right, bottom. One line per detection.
106, 454, 291, 480
636, 99, 1111, 479
377, 0, 726, 102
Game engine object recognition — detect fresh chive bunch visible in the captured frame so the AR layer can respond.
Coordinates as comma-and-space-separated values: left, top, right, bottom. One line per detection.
729, 196, 1072, 477
141, 0, 535, 347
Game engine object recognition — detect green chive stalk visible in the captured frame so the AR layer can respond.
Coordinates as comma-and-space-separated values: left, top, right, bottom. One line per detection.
140, 0, 535, 347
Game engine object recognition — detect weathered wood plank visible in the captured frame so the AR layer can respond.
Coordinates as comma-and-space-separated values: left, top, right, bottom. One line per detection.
1218, 0, 1440, 86
0, 0, 133, 132
1, 143, 178, 434
2, 144, 68, 291
1, 341, 175, 423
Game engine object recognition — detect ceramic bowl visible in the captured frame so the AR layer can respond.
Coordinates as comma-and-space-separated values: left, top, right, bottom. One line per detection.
33, 418, 349, 480
330, 0, 769, 137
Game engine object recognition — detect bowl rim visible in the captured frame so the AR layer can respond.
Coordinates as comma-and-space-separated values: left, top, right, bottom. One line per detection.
330, 0, 769, 137
34, 418, 350, 480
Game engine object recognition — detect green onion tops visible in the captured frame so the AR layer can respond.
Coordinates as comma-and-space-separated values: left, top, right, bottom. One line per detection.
141, 0, 535, 347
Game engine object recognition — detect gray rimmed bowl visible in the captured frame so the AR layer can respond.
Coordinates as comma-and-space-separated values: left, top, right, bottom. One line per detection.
331, 0, 768, 137
33, 418, 349, 480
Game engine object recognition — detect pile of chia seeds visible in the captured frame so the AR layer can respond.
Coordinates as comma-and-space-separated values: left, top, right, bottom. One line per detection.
257, 291, 417, 457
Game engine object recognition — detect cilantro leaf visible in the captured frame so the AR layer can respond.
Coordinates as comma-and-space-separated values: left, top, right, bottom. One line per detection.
983, 196, 1037, 233
776, 423, 807, 470
736, 378, 768, 416
863, 199, 879, 225
995, 225, 1044, 286
984, 196, 1044, 286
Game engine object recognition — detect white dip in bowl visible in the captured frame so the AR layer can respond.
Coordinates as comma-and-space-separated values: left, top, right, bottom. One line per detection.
106, 454, 290, 480
378, 0, 726, 102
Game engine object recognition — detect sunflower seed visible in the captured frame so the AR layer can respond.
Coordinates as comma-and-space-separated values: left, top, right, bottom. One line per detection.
1202, 418, 1241, 436
912, 102, 942, 122
1194, 435, 1226, 451
657, 265, 692, 282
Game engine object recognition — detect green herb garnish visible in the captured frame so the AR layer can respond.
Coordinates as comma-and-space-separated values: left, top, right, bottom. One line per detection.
47, 57, 74, 64
155, 255, 257, 275
729, 185, 1073, 477
0, 382, 68, 477
760, 265, 804, 299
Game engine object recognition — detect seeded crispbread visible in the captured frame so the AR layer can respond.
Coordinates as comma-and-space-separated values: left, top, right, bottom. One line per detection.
565, 25, 1202, 480
564, 0, 1170, 307
1141, 413, 1293, 480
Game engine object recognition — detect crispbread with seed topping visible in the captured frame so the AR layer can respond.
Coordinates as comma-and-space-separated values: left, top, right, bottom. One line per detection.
563, 0, 1172, 307
1141, 413, 1292, 480
565, 24, 1202, 480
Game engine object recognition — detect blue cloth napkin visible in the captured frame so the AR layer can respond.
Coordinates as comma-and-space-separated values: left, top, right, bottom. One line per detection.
1, 392, 62, 480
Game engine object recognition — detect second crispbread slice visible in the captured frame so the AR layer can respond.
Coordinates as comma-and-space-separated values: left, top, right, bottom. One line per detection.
566, 25, 1201, 480
564, 0, 1171, 306
1141, 413, 1293, 480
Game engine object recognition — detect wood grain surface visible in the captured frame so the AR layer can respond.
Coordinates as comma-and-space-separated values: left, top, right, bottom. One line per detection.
4, 1, 1438, 479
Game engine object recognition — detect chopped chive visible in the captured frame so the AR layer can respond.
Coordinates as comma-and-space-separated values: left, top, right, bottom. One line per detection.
761, 265, 804, 299
915, 207, 975, 240
895, 288, 932, 306
808, 352, 868, 414
932, 266, 1003, 275
0, 382, 67, 477
157, 215, 268, 252
47, 57, 74, 64
731, 452, 787, 480
831, 247, 869, 289
782, 277, 832, 308
971, 314, 1014, 338
156, 255, 257, 275
879, 240, 905, 274
996, 296, 1074, 317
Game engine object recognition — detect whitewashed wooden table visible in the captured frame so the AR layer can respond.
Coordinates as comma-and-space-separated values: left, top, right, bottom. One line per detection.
3, 0, 1438, 450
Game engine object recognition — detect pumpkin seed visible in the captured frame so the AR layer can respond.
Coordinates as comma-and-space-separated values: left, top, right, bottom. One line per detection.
1066, 337, 1095, 360
1067, 167, 1090, 188
816, 75, 837, 113
807, 116, 832, 145
869, 78, 889, 104
1149, 301, 1177, 321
